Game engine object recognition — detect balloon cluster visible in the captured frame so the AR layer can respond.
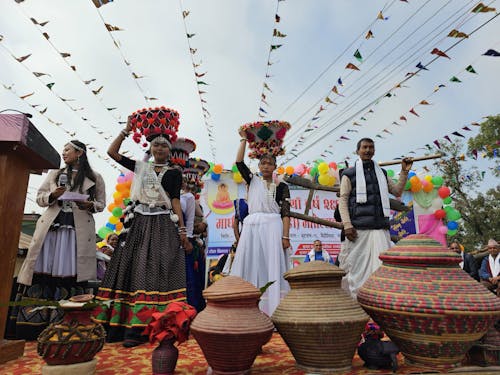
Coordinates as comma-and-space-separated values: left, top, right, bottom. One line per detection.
231, 164, 243, 183
208, 163, 223, 181
97, 171, 134, 240
277, 160, 338, 187
401, 172, 445, 194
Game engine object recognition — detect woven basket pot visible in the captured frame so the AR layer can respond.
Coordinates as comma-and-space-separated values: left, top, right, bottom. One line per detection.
272, 261, 369, 373
358, 234, 500, 368
190, 276, 274, 375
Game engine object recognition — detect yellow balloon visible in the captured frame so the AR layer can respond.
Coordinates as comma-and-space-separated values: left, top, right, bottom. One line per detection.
318, 162, 329, 175
424, 175, 433, 182
277, 166, 285, 175
318, 174, 329, 186
233, 172, 243, 183
109, 216, 119, 225
327, 176, 336, 186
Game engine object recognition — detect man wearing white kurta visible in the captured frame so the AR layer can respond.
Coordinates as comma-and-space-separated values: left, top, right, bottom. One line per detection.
338, 138, 412, 298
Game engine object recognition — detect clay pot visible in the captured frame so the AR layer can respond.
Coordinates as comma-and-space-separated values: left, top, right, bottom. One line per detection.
152, 337, 178, 375
190, 276, 274, 374
272, 261, 369, 373
37, 301, 105, 365
358, 234, 500, 368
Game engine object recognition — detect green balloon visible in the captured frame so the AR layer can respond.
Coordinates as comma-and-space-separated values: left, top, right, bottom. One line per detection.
444, 205, 453, 213
207, 162, 214, 175
443, 197, 452, 205
310, 167, 319, 177
447, 229, 458, 236
387, 169, 395, 178
112, 207, 123, 217
405, 181, 411, 190
432, 176, 443, 187
447, 209, 461, 221
231, 164, 238, 173
123, 198, 131, 206
98, 226, 113, 240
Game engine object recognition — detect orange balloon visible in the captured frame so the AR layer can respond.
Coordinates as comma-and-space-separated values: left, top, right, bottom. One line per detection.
410, 183, 422, 193
277, 166, 285, 175
285, 166, 294, 175
115, 222, 124, 231
423, 182, 434, 193
409, 176, 420, 185
107, 203, 117, 212
213, 164, 223, 174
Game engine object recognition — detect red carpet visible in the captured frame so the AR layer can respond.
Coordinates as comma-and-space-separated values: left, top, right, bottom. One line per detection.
1, 333, 496, 374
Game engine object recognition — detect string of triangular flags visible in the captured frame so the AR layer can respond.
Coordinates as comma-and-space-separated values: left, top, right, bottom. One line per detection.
1, 83, 120, 170
179, 2, 217, 160
257, 0, 287, 119
282, 5, 395, 164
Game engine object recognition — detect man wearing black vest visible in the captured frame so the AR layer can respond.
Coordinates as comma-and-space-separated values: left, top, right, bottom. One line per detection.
338, 138, 413, 298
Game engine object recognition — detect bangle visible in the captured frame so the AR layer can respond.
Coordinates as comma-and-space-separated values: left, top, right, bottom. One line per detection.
240, 138, 247, 142
282, 236, 290, 240
120, 129, 129, 138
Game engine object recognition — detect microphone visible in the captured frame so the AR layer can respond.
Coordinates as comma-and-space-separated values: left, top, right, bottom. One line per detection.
58, 173, 68, 187
0, 109, 33, 118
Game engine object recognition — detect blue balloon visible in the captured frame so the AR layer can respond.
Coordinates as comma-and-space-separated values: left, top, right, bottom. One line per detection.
106, 222, 116, 230
211, 172, 220, 181
408, 171, 416, 178
447, 221, 458, 230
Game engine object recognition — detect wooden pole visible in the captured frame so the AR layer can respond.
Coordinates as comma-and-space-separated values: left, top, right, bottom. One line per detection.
378, 153, 443, 167
288, 212, 343, 229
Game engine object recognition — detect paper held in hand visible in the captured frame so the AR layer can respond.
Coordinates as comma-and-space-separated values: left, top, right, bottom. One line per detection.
58, 191, 89, 201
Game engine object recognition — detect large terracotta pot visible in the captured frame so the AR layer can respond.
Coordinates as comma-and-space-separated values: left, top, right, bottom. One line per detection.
37, 301, 105, 365
272, 261, 369, 373
190, 276, 274, 374
358, 234, 500, 368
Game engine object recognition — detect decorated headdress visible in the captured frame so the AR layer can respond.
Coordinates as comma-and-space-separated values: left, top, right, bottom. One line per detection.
129, 106, 180, 145
169, 137, 196, 167
184, 157, 209, 187
239, 120, 291, 159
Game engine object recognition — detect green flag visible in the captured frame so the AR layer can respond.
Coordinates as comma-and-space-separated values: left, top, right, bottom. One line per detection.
353, 49, 363, 62
46, 82, 55, 89
449, 76, 462, 82
465, 65, 477, 74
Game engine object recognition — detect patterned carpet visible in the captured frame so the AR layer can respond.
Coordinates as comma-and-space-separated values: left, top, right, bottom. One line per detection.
1, 333, 497, 374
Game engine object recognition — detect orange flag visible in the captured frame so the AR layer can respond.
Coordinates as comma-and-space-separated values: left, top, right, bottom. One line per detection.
365, 30, 374, 39
431, 48, 450, 59
345, 62, 360, 71
419, 100, 431, 105
447, 29, 469, 38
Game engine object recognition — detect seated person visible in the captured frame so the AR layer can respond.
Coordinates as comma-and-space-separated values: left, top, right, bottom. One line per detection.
96, 233, 118, 281
304, 240, 334, 264
449, 240, 479, 281
479, 239, 500, 296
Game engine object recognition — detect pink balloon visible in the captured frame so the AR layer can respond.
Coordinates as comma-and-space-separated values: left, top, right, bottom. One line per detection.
294, 164, 305, 176
125, 171, 134, 181
117, 176, 126, 184
438, 225, 448, 234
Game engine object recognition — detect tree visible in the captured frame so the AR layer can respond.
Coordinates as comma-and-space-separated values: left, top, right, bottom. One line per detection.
467, 115, 500, 177
432, 139, 498, 250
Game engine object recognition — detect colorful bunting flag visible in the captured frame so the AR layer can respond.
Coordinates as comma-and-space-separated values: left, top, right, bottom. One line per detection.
345, 62, 360, 71
483, 49, 500, 56
452, 131, 465, 138
30, 18, 49, 27
433, 140, 441, 149
444, 135, 452, 143
419, 100, 430, 105
190, 48, 197, 54
92, 0, 113, 7
365, 30, 374, 39
353, 49, 363, 62
433, 84, 446, 92
331, 86, 344, 96
182, 10, 190, 18
325, 97, 336, 104
431, 48, 450, 59
275, 14, 281, 22
20, 92, 34, 99
195, 72, 206, 77
46, 82, 55, 89
60, 52, 71, 58
409, 108, 419, 117
92, 86, 103, 95
197, 81, 208, 85
273, 29, 287, 37
447, 29, 469, 38
187, 33, 195, 38
353, 122, 361, 126
263, 83, 272, 92
16, 54, 32, 62
340, 136, 350, 140
84, 79, 96, 85
377, 11, 385, 20
385, 93, 393, 97
471, 3, 496, 13
462, 126, 472, 131
132, 73, 144, 79
449, 76, 462, 82
270, 44, 282, 50
465, 65, 477, 74
416, 62, 428, 70
105, 23, 123, 32
39, 107, 47, 114
259, 107, 267, 114
33, 72, 50, 77
392, 121, 401, 126
337, 77, 343, 86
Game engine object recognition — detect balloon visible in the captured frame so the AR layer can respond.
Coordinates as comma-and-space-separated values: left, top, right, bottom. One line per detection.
276, 166, 285, 175
434, 209, 446, 219
107, 203, 117, 212
447, 221, 458, 230
432, 176, 443, 187
327, 175, 336, 186
408, 171, 416, 178
328, 162, 337, 170
112, 207, 123, 217
285, 166, 294, 175
318, 174, 329, 186
422, 181, 434, 193
443, 197, 452, 205
123, 198, 131, 206
410, 183, 422, 193
424, 175, 433, 182
211, 172, 220, 181
109, 216, 119, 225
213, 164, 223, 174
98, 226, 113, 239
116, 183, 127, 192
404, 181, 411, 190
207, 162, 214, 174
444, 205, 453, 213
105, 222, 116, 230
318, 162, 329, 175
409, 176, 420, 185
231, 164, 238, 173
446, 209, 461, 221
310, 167, 318, 177
117, 176, 126, 184
294, 164, 306, 176
233, 172, 243, 183
438, 186, 451, 199
387, 169, 395, 178
438, 225, 448, 234
115, 222, 124, 231
447, 229, 458, 236
113, 191, 123, 201
124, 171, 134, 181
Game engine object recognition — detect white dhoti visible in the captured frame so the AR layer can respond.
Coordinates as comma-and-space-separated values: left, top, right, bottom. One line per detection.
338, 229, 391, 299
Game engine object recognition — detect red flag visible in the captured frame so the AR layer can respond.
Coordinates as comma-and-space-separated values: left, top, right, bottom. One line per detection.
433, 140, 441, 149
462, 126, 472, 131
400, 116, 407, 122
345, 63, 360, 71
444, 135, 452, 143
409, 108, 419, 117
431, 48, 450, 59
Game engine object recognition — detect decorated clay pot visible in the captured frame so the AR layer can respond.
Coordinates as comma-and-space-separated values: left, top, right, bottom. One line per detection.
152, 337, 178, 375
272, 261, 369, 373
358, 234, 500, 368
37, 296, 105, 366
190, 276, 274, 374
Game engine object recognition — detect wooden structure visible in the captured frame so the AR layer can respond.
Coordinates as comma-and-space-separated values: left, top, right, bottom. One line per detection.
0, 114, 60, 364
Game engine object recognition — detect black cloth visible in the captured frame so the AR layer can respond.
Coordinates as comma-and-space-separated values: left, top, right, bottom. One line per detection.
236, 161, 290, 218
334, 205, 345, 242
116, 155, 182, 200
342, 161, 389, 230
463, 252, 479, 281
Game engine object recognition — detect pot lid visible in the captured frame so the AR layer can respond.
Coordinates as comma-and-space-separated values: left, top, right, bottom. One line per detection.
380, 234, 461, 266
284, 261, 345, 281
203, 275, 261, 301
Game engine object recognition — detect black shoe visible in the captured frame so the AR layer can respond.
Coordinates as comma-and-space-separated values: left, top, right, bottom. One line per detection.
390, 353, 398, 372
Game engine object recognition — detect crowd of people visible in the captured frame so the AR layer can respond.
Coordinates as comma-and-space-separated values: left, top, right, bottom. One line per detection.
6, 125, 499, 353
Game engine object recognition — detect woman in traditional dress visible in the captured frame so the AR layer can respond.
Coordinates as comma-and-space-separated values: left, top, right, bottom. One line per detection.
94, 110, 191, 347
14, 140, 106, 339
228, 128, 291, 316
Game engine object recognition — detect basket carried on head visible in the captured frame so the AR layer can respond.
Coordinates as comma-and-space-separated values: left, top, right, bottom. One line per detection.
239, 120, 291, 159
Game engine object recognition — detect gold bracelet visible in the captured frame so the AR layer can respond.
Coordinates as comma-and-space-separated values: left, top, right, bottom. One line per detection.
240, 138, 247, 142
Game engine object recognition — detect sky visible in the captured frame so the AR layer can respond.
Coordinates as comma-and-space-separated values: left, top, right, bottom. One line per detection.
1, 0, 499, 229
